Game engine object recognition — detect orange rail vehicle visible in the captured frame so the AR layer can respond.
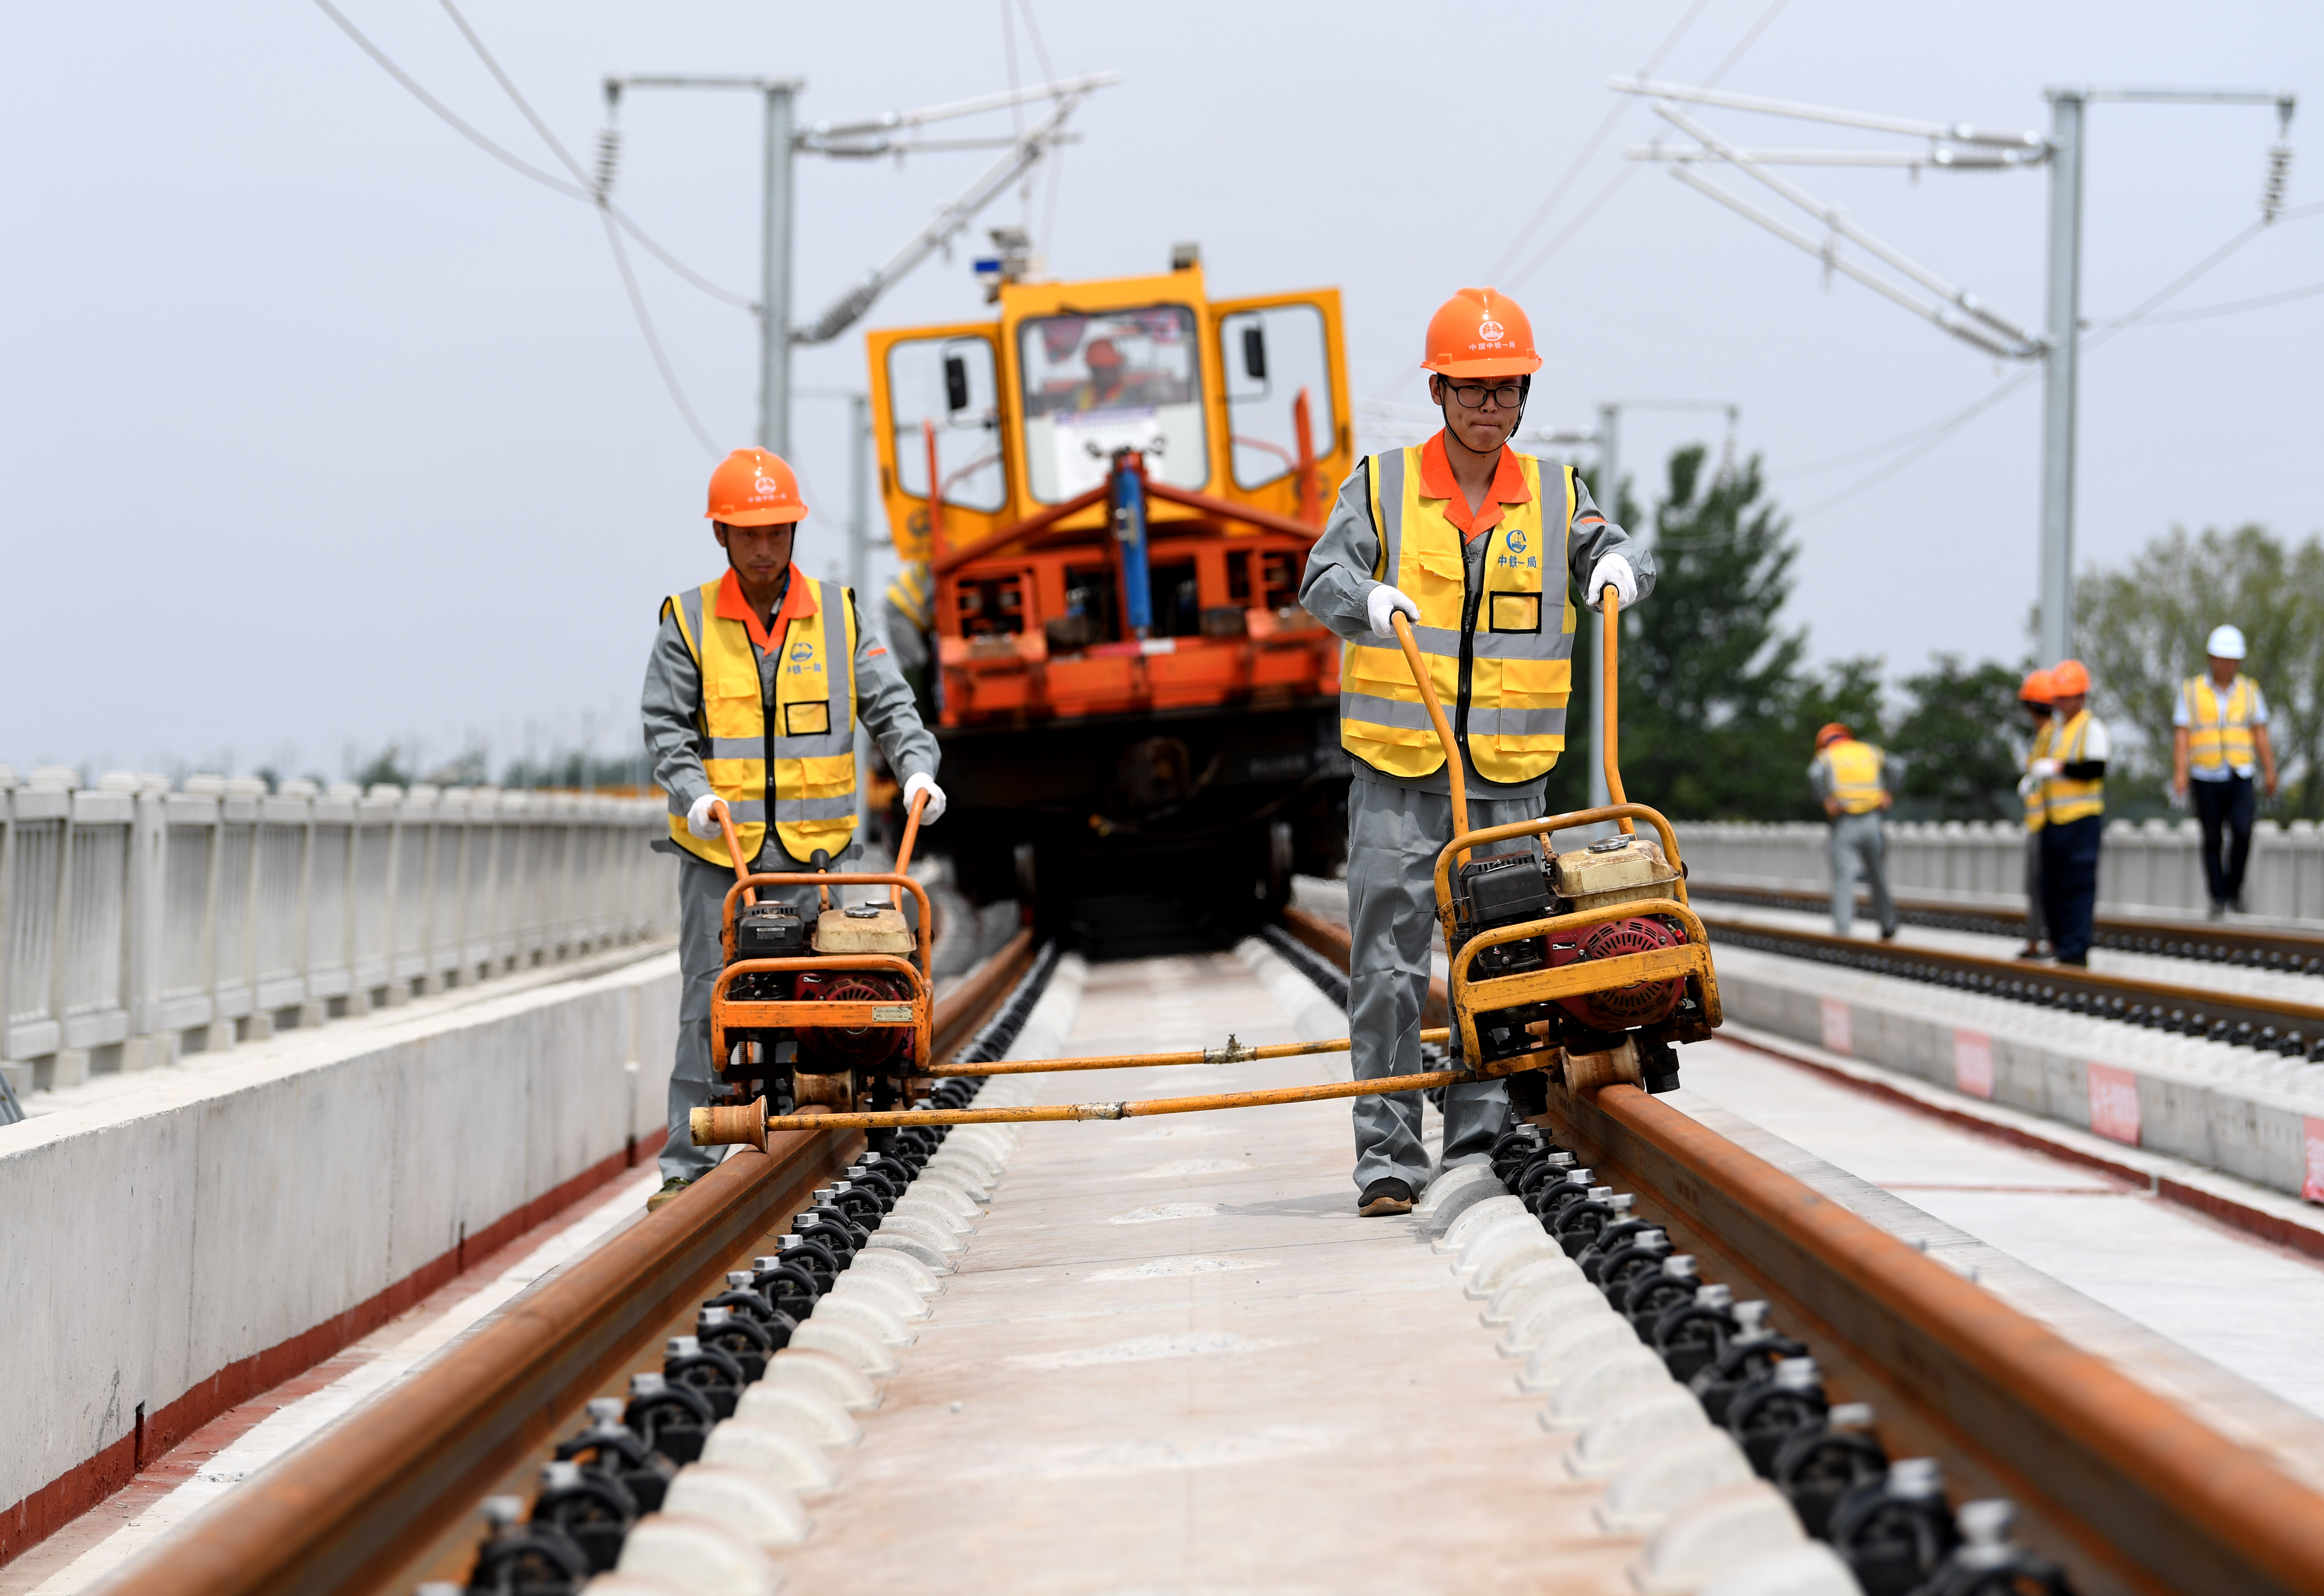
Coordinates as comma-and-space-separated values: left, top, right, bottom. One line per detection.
867, 248, 1353, 949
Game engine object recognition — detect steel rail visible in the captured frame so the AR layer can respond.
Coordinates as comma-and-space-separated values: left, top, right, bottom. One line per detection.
1700, 910, 2324, 1048
1552, 1081, 2324, 1596
98, 939, 1037, 1596
1689, 879, 2324, 971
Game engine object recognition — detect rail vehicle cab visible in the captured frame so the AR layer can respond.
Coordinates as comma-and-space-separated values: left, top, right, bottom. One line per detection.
865, 253, 1358, 942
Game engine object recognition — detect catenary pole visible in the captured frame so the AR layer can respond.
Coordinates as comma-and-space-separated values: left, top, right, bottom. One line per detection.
759, 83, 798, 455
2037, 90, 2084, 666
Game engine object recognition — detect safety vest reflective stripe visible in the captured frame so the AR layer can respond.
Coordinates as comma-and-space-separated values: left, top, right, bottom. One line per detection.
1823, 740, 1884, 814
2184, 675, 2258, 773
2045, 710, 2104, 825
663, 575, 860, 869
1338, 446, 1576, 784
887, 561, 933, 632
2023, 720, 2053, 832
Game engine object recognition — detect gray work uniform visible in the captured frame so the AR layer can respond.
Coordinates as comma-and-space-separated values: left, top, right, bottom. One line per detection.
1807, 750, 1896, 939
641, 571, 940, 1183
1300, 451, 1655, 1195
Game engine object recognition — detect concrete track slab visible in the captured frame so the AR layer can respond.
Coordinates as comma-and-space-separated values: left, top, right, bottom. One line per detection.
1669, 1036, 2324, 1485
768, 952, 1638, 1594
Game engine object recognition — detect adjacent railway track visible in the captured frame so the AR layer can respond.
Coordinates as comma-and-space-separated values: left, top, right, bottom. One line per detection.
1697, 910, 2324, 1060
88, 913, 2324, 1596
1690, 881, 2324, 974
105, 932, 1038, 1596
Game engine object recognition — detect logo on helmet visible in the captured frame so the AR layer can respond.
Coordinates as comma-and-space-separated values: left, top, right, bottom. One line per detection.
752, 475, 780, 498
1479, 318, 1505, 341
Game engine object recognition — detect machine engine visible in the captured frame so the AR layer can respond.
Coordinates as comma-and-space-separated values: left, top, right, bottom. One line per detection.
792, 970, 913, 1073
1546, 917, 1686, 1031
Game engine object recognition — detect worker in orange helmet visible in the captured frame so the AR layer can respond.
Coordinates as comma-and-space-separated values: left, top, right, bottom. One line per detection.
639, 447, 945, 1209
2014, 668, 2056, 959
2029, 659, 2107, 965
1809, 722, 1896, 940
1298, 286, 1657, 1217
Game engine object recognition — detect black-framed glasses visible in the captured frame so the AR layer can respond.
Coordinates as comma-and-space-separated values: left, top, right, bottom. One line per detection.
1442, 379, 1525, 410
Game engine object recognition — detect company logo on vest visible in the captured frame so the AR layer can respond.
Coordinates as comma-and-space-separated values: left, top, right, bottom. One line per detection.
1505, 528, 1528, 554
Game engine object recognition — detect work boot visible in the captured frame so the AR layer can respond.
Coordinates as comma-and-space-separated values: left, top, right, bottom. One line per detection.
1357, 1178, 1414, 1217
1879, 924, 1898, 941
2208, 901, 2227, 922
647, 1176, 694, 1213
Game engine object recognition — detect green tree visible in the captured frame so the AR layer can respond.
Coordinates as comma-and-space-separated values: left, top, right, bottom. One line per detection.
1888, 654, 2027, 821
1619, 446, 1827, 819
2076, 525, 2323, 814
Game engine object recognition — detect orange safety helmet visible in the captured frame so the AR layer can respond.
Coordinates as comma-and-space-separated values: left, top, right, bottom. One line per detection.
2018, 668, 2054, 706
1085, 337, 1124, 369
705, 448, 808, 527
1422, 287, 1542, 378
1816, 722, 1852, 749
2049, 659, 2091, 697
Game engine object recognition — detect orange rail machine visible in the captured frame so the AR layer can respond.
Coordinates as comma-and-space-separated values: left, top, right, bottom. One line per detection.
692, 792, 940, 1136
695, 588, 1718, 1149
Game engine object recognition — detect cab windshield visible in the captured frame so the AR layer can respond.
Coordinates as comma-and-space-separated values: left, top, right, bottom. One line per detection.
1017, 305, 1209, 502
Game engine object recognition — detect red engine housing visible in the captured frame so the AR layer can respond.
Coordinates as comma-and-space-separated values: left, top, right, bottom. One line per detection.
792, 970, 913, 1073
1545, 917, 1686, 1032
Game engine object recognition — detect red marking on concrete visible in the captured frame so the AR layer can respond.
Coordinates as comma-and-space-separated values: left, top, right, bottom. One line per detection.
0, 1129, 665, 1574
1723, 1030, 2324, 1267
2086, 1062, 2142, 1145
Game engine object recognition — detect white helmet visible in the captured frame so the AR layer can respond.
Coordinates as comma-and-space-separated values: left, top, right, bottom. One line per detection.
2206, 623, 2247, 661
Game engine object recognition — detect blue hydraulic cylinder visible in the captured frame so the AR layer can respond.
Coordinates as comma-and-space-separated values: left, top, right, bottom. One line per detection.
1110, 451, 1154, 638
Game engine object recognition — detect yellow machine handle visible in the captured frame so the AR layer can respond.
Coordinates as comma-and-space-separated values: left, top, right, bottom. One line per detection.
891, 787, 930, 910
713, 800, 757, 907
1389, 609, 1471, 866
1393, 582, 1634, 859
1600, 584, 1633, 836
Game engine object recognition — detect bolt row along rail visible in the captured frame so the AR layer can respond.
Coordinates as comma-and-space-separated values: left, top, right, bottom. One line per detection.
0, 770, 675, 1104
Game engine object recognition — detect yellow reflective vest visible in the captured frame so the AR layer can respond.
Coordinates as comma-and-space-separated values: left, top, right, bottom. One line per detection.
2183, 673, 2260, 776
2045, 709, 2104, 826
1821, 739, 1885, 815
1338, 448, 1577, 783
2023, 719, 2054, 833
662, 575, 860, 868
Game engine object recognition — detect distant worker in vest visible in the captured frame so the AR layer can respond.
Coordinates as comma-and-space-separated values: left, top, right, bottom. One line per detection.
1299, 287, 1655, 1218
641, 448, 945, 1210
2172, 624, 2278, 919
1808, 723, 1897, 940
2030, 659, 2106, 966
883, 559, 936, 715
2014, 669, 2055, 959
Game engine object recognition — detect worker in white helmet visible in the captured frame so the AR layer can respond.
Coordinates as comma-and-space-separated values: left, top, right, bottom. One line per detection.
2173, 623, 2278, 918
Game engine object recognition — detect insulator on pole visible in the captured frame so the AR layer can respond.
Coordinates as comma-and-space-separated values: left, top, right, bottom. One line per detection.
2261, 142, 2292, 223
594, 127, 622, 201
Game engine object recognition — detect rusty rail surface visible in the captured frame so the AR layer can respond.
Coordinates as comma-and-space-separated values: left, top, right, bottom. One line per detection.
99, 934, 1038, 1596
1553, 1083, 2324, 1596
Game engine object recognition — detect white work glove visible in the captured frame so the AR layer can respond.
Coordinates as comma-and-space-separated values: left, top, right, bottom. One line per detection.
2029, 758, 2061, 779
902, 772, 948, 825
1365, 583, 1422, 638
1584, 553, 1638, 612
685, 792, 724, 840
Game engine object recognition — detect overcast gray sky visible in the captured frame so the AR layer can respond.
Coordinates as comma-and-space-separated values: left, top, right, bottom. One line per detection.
4, 2, 2316, 782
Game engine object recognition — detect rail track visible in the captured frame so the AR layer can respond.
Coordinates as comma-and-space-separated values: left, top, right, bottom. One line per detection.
86, 915, 2324, 1596
1695, 909, 2324, 1061
1689, 882, 2324, 975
